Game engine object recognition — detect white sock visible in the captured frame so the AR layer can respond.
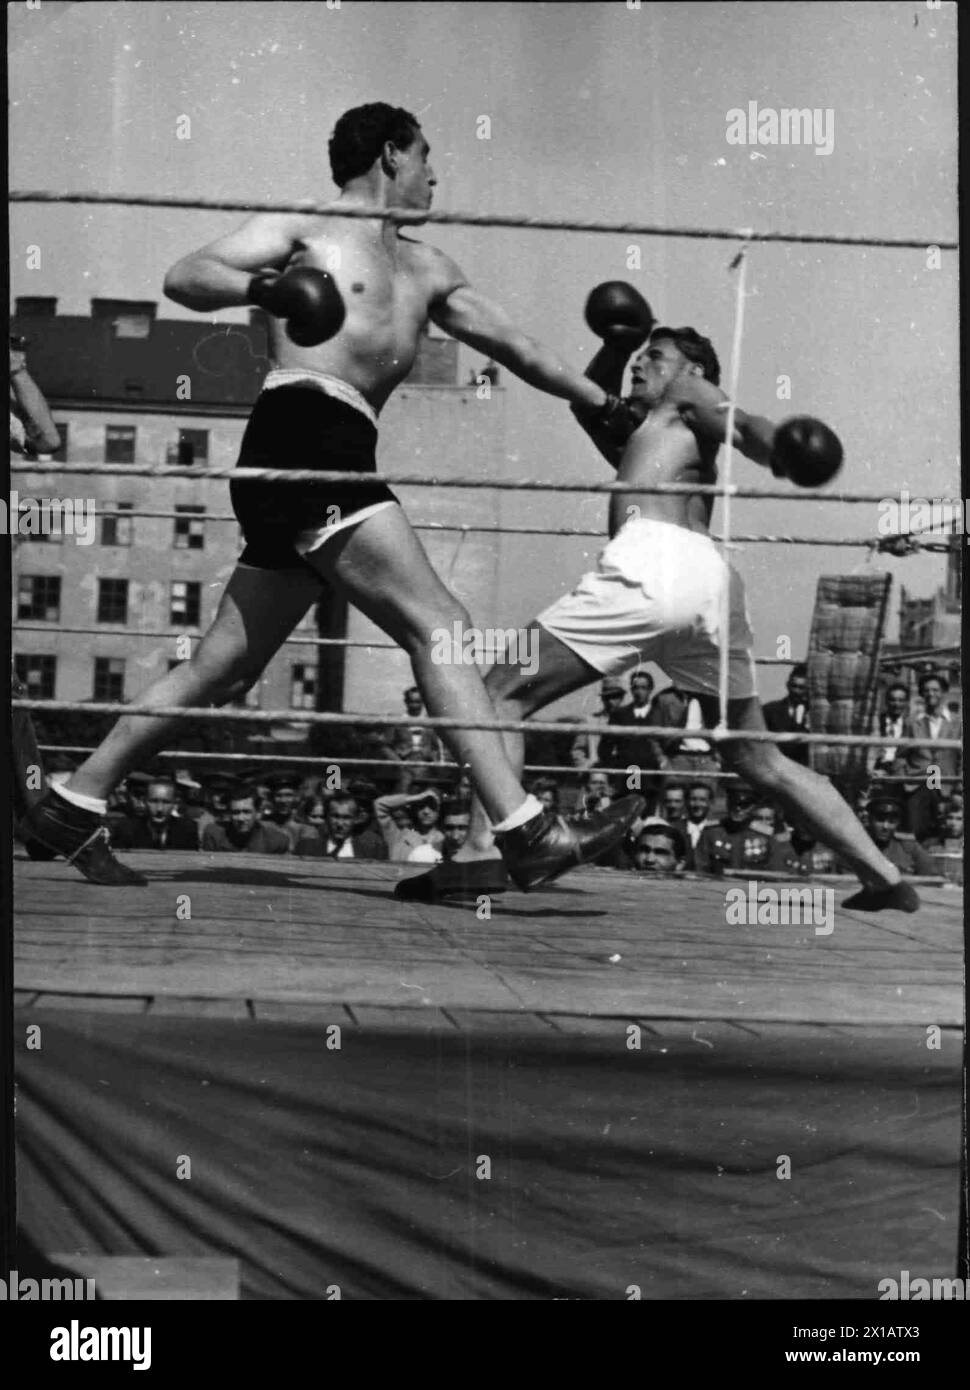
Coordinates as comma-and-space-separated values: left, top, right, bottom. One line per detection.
51, 782, 108, 816
492, 794, 544, 834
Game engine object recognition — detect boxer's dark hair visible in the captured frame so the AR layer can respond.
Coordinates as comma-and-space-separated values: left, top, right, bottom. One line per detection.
651, 326, 721, 386
329, 103, 421, 187
441, 799, 471, 821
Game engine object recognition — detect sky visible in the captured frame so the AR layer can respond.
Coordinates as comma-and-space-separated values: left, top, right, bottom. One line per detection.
9, 0, 959, 704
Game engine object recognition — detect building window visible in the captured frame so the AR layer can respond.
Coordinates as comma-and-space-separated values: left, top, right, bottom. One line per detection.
171, 581, 201, 626
101, 502, 134, 546
17, 574, 61, 621
93, 657, 125, 701
14, 654, 56, 699
167, 429, 209, 466
173, 505, 205, 549
15, 297, 58, 317
97, 578, 129, 624
91, 299, 156, 338
290, 663, 317, 710
18, 499, 62, 543
105, 425, 136, 464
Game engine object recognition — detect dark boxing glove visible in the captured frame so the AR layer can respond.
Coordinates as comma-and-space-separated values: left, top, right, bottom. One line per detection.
770, 416, 844, 488
586, 391, 650, 446
248, 265, 346, 348
584, 281, 655, 351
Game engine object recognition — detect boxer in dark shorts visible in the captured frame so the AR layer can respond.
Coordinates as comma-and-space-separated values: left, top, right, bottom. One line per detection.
23, 101, 644, 894
230, 372, 398, 570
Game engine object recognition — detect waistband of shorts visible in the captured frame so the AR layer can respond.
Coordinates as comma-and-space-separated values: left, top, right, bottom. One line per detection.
612, 515, 716, 547
261, 369, 378, 428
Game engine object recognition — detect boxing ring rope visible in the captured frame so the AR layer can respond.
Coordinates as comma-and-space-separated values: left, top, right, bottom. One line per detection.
10, 190, 958, 250
11, 187, 960, 779
8, 459, 955, 503
12, 696, 961, 753
2, 621, 887, 665
35, 745, 962, 788
4, 503, 958, 550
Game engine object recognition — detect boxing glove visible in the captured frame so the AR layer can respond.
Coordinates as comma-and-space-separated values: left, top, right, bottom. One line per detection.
248, 266, 346, 348
770, 416, 843, 488
584, 281, 655, 350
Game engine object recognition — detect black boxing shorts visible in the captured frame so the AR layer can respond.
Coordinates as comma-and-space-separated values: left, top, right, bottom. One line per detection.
230, 370, 399, 570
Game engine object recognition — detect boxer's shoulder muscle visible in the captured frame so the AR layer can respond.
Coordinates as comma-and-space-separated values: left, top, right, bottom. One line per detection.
398, 236, 467, 300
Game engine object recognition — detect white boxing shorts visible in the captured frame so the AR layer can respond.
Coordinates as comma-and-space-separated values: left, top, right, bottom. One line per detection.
535, 517, 758, 700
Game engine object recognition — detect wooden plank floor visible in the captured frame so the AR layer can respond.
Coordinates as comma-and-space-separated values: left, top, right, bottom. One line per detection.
13, 850, 963, 1028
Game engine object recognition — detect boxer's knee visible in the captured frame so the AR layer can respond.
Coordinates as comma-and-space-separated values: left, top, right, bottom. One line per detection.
399, 596, 472, 659
184, 644, 262, 705
725, 739, 787, 791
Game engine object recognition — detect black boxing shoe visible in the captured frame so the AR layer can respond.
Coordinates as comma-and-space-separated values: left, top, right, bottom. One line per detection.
21, 788, 148, 887
394, 857, 510, 902
494, 795, 645, 892
19, 834, 57, 861
841, 881, 921, 914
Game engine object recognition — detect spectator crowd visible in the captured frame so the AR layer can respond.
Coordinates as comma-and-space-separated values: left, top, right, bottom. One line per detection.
24, 670, 962, 883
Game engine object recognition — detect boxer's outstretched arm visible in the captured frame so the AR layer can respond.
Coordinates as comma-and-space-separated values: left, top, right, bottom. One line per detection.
668, 373, 776, 468
567, 343, 642, 466
164, 213, 309, 311
429, 270, 605, 412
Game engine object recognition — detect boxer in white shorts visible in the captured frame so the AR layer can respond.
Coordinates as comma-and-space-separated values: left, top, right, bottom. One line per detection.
398, 309, 918, 913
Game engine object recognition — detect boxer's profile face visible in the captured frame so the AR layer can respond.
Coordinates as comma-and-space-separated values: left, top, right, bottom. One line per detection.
389, 128, 436, 218
630, 336, 694, 406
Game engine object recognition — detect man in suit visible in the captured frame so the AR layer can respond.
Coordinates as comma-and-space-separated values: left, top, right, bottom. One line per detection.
296, 793, 388, 860
761, 663, 810, 766
110, 777, 200, 850
598, 671, 668, 808
870, 682, 911, 778
899, 672, 962, 840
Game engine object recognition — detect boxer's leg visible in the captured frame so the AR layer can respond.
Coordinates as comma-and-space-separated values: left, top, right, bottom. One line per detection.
697, 694, 918, 909
308, 506, 643, 892
304, 504, 528, 825
456, 623, 601, 858
59, 562, 322, 801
